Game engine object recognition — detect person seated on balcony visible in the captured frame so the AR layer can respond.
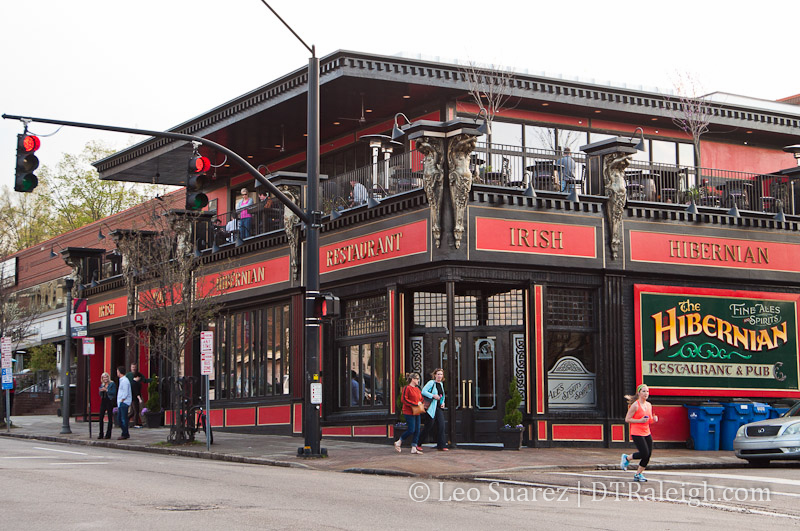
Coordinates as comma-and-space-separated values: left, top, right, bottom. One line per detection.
557, 148, 578, 192
257, 190, 280, 233
349, 180, 368, 207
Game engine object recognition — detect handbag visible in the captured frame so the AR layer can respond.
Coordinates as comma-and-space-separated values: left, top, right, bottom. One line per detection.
411, 402, 426, 415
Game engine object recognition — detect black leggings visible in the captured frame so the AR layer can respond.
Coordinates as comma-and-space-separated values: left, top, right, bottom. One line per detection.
631, 434, 653, 468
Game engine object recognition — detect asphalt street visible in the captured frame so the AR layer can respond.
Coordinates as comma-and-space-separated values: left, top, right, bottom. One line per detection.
2, 437, 798, 530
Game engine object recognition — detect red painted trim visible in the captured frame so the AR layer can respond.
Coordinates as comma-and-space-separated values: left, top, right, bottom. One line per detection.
207, 409, 223, 428
611, 424, 626, 443
353, 425, 386, 437
292, 403, 303, 433
634, 284, 800, 398
89, 296, 128, 323
535, 285, 545, 414
630, 231, 800, 273
389, 289, 396, 415
320, 219, 428, 274
104, 336, 112, 373
322, 426, 352, 436
225, 407, 256, 427
537, 420, 547, 440
476, 217, 597, 258
650, 405, 690, 443
165, 410, 173, 424
551, 424, 604, 441
257, 404, 292, 426
196, 256, 291, 298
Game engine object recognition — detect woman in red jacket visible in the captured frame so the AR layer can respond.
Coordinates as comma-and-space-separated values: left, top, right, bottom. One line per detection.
395, 373, 425, 454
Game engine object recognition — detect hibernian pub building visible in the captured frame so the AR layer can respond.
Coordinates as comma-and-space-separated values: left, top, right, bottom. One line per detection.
13, 50, 800, 447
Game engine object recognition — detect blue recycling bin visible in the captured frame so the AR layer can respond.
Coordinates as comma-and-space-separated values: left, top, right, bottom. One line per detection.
769, 403, 793, 419
685, 403, 724, 451
748, 402, 770, 423
720, 401, 752, 451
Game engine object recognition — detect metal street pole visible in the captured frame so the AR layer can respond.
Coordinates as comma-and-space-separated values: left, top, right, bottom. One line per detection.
302, 50, 323, 456
61, 277, 73, 434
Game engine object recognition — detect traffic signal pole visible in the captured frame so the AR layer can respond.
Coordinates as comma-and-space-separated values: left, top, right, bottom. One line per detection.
1, 114, 309, 225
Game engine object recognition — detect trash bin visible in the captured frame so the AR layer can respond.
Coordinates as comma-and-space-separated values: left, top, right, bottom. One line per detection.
769, 401, 794, 419
748, 402, 770, 423
685, 402, 724, 451
720, 400, 753, 451
56, 384, 77, 417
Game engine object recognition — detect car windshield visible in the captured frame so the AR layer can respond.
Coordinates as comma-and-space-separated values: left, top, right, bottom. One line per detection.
784, 402, 800, 417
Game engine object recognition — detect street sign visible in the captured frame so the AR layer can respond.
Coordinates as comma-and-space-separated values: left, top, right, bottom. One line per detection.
82, 338, 95, 355
1, 337, 11, 369
71, 312, 88, 337
1, 368, 11, 390
200, 331, 213, 376
310, 382, 322, 404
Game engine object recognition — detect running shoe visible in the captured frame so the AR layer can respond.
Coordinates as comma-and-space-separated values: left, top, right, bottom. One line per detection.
638, 473, 647, 482
633, 473, 641, 482
620, 453, 629, 471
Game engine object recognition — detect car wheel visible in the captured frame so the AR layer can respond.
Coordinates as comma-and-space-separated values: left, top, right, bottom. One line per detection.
746, 458, 770, 467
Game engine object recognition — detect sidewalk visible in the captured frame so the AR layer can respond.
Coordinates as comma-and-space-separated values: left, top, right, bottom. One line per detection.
0, 415, 745, 480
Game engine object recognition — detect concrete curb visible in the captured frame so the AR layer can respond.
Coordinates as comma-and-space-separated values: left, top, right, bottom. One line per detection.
342, 467, 419, 477
0, 432, 310, 469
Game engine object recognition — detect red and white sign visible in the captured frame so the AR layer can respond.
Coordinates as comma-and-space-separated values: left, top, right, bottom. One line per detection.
1, 336, 11, 368
82, 338, 95, 356
200, 331, 214, 375
71, 312, 88, 337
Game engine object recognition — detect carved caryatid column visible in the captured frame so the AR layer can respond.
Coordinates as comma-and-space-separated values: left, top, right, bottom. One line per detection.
602, 152, 633, 260
280, 184, 301, 281
417, 136, 445, 248
447, 134, 477, 249
62, 255, 83, 299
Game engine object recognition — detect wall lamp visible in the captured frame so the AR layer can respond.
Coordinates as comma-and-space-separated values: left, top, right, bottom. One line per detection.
475, 107, 491, 136
630, 127, 646, 151
391, 113, 413, 141
49, 241, 66, 258
97, 222, 114, 241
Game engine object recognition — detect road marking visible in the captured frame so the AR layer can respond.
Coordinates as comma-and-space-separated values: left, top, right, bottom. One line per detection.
2, 456, 51, 459
49, 462, 107, 466
475, 477, 800, 520
551, 471, 800, 499
644, 470, 800, 487
32, 447, 88, 456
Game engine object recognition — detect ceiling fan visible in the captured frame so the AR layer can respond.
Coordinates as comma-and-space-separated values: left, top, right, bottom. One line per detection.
337, 93, 367, 125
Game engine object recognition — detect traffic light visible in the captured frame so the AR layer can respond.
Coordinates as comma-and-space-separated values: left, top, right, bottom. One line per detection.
186, 154, 210, 210
15, 134, 40, 192
311, 292, 340, 320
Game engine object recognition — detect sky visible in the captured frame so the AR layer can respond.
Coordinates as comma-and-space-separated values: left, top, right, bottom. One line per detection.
1, 0, 797, 192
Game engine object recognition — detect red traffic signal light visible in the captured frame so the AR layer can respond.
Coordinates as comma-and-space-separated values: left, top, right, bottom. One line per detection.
189, 155, 211, 174
311, 292, 340, 319
15, 134, 40, 193
186, 154, 210, 210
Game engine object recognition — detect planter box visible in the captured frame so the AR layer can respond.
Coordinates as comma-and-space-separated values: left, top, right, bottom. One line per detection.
144, 411, 163, 428
499, 428, 523, 450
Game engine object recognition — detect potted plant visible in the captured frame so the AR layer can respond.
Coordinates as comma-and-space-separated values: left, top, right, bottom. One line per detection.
394, 373, 408, 440
499, 381, 523, 450
143, 375, 162, 428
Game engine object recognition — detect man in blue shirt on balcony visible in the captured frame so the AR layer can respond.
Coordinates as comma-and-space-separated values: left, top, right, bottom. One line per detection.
557, 148, 578, 192
349, 180, 368, 207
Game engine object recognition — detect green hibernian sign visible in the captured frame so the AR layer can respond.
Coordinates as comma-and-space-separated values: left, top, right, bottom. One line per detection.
636, 285, 799, 396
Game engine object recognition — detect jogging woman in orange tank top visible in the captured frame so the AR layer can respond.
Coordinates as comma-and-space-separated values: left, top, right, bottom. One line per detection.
620, 384, 659, 482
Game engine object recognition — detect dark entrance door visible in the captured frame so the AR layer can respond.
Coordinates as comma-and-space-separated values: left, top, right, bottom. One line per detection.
429, 331, 510, 443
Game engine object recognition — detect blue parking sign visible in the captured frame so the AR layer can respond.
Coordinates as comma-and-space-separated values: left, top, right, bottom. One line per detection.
1, 367, 11, 390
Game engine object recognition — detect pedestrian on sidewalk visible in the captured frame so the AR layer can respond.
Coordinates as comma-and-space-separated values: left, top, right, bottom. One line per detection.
620, 383, 658, 482
126, 363, 145, 428
395, 373, 425, 454
98, 372, 116, 439
116, 366, 131, 440
419, 368, 449, 451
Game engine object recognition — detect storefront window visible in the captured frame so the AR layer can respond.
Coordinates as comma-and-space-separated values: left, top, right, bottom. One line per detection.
214, 302, 290, 400
335, 295, 389, 410
545, 287, 597, 409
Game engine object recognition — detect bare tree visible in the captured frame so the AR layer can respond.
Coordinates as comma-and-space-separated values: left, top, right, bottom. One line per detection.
0, 244, 43, 426
671, 73, 714, 169
461, 62, 518, 177
115, 202, 226, 443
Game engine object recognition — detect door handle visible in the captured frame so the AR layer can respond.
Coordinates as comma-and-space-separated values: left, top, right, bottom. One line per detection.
468, 379, 473, 409
461, 379, 467, 408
